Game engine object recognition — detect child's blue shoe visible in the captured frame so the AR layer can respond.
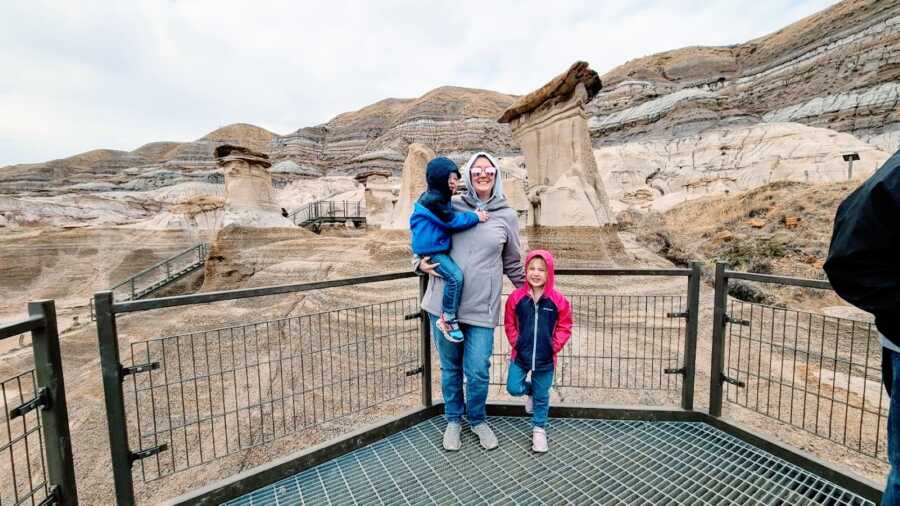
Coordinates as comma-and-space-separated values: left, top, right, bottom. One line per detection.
440, 315, 464, 343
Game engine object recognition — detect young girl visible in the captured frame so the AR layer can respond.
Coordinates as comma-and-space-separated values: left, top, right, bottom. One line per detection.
504, 250, 572, 452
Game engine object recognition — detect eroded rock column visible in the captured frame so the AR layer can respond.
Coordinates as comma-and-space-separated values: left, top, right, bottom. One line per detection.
356, 169, 396, 228
499, 61, 624, 262
216, 144, 291, 228
385, 143, 435, 230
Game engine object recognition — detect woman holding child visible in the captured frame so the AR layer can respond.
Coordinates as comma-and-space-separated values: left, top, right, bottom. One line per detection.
415, 151, 525, 451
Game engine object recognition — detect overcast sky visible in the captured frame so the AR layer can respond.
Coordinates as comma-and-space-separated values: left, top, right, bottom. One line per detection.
0, 0, 837, 166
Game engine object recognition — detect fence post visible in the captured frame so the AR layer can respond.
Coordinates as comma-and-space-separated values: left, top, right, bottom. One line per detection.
681, 262, 702, 411
709, 262, 729, 417
29, 300, 78, 505
95, 291, 136, 506
419, 275, 433, 407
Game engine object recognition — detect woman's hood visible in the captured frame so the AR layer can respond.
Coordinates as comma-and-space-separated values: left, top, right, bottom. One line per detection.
461, 151, 505, 203
525, 249, 556, 294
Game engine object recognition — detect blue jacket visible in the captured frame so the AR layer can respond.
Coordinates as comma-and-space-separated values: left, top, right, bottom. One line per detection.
409, 203, 480, 256
504, 250, 573, 372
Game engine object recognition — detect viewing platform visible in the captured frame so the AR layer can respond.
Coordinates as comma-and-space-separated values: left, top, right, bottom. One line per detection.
2, 265, 888, 505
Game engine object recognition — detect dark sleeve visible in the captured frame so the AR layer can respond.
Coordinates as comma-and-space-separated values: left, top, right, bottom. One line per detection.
824, 152, 900, 317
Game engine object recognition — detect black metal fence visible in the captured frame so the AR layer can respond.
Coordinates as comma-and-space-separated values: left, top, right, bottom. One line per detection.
490, 267, 701, 410
91, 262, 894, 503
0, 301, 76, 505
94, 273, 427, 505
126, 298, 421, 482
709, 263, 889, 461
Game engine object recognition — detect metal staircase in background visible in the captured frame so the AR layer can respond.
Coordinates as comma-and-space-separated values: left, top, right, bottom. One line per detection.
89, 243, 209, 320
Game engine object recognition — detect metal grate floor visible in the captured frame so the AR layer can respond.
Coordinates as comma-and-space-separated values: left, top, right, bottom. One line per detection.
225, 416, 873, 505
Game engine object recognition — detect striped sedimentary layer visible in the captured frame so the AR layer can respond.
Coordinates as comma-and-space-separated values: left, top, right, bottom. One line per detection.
268, 87, 518, 177
590, 1, 900, 147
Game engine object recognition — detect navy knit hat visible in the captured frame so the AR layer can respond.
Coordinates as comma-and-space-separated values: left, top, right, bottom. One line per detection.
425, 156, 461, 197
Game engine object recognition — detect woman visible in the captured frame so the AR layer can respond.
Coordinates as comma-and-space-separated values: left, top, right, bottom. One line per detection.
417, 151, 525, 451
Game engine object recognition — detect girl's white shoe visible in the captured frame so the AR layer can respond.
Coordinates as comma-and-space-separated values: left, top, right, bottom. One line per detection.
532, 427, 548, 453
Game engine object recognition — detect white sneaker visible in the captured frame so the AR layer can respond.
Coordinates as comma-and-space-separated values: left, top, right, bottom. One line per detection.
524, 395, 533, 414
532, 427, 548, 453
471, 422, 499, 450
443, 422, 461, 451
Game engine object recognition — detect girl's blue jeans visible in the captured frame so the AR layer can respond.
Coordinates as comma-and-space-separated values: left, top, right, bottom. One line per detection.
506, 360, 554, 428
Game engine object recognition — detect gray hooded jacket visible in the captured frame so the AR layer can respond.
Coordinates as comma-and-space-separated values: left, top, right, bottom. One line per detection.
416, 152, 526, 327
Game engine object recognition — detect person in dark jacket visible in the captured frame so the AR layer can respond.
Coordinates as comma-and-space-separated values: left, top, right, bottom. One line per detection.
824, 148, 900, 506
504, 250, 573, 452
410, 156, 487, 342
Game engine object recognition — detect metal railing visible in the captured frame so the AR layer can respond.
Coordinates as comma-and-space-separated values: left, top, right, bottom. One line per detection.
288, 201, 364, 228
89, 243, 209, 320
709, 262, 888, 461
0, 301, 77, 505
94, 266, 702, 504
491, 266, 701, 410
94, 272, 426, 505
126, 299, 421, 482
93, 262, 892, 503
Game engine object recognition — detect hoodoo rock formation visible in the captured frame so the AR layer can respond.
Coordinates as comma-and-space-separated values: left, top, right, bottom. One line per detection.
356, 169, 396, 228
500, 62, 624, 263
500, 61, 615, 228
384, 143, 435, 230
217, 145, 291, 229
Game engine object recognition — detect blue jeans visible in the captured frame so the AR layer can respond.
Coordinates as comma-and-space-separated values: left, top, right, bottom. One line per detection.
883, 348, 900, 506
430, 253, 463, 321
430, 314, 493, 426
506, 360, 554, 428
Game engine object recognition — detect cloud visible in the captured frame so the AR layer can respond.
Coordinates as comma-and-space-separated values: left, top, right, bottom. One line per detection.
0, 0, 837, 166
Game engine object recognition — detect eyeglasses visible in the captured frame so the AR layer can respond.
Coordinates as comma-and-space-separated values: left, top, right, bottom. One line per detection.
470, 166, 497, 177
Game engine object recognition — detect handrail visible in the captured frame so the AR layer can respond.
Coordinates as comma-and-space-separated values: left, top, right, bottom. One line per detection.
288, 200, 364, 225
556, 268, 692, 277
109, 243, 208, 293
0, 314, 45, 340
108, 267, 696, 314
723, 269, 831, 290
110, 271, 419, 313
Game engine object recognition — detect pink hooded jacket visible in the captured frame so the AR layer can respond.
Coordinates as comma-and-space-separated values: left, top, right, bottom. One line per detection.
504, 250, 573, 369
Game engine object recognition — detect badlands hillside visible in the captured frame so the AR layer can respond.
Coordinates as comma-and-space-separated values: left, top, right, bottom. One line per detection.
1, 1, 899, 502
1, 0, 897, 229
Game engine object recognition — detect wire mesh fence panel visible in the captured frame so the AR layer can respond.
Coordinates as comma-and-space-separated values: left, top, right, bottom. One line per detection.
124, 297, 422, 481
722, 299, 887, 460
0, 366, 50, 506
490, 294, 686, 395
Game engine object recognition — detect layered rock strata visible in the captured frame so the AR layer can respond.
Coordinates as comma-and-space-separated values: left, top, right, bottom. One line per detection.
586, 0, 900, 211
269, 87, 518, 178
